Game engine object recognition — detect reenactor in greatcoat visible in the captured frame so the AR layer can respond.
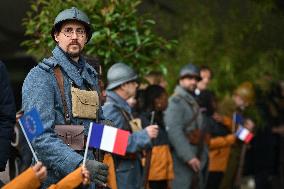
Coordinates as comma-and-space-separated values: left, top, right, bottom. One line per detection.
103, 63, 159, 189
164, 63, 208, 189
22, 7, 108, 188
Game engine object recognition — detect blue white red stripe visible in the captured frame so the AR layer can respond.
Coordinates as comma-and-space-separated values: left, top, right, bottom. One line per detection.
236, 126, 253, 144
89, 123, 130, 155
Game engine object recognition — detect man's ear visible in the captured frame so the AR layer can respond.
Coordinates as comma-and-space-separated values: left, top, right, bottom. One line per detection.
54, 32, 60, 43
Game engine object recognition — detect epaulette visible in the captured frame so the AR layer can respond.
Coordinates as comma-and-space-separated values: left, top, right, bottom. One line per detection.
38, 57, 58, 72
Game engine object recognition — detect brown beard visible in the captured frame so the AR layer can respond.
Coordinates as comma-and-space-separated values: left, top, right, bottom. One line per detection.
66, 41, 82, 58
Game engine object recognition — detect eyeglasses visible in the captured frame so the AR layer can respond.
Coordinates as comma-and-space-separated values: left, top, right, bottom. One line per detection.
61, 27, 86, 38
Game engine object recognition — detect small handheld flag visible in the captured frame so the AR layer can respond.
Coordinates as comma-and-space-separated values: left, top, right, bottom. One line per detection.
18, 108, 44, 162
82, 122, 130, 166
89, 123, 130, 156
235, 126, 254, 144
233, 112, 244, 132
235, 113, 244, 125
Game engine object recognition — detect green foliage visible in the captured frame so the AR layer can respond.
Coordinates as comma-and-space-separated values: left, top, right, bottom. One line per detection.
22, 0, 284, 97
143, 0, 284, 95
22, 0, 174, 75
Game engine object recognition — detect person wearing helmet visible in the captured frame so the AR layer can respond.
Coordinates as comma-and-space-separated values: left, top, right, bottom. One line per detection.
22, 7, 108, 188
164, 63, 208, 189
219, 81, 256, 189
233, 82, 255, 110
102, 63, 159, 189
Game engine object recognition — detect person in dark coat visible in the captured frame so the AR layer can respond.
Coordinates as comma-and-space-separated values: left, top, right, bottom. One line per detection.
139, 85, 174, 189
0, 61, 16, 187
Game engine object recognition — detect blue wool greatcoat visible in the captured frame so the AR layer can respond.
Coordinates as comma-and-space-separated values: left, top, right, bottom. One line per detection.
103, 91, 152, 189
22, 46, 102, 188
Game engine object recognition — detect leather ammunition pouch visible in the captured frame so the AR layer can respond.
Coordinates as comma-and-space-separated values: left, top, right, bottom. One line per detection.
54, 125, 85, 150
186, 128, 202, 145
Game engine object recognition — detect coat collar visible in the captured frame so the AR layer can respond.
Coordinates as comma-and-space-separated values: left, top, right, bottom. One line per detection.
51, 46, 98, 87
106, 90, 132, 114
174, 85, 197, 104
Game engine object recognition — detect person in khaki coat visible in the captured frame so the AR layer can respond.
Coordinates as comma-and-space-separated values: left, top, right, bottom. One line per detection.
2, 162, 90, 189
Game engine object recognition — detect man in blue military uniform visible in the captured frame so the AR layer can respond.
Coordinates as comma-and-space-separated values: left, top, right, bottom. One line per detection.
22, 7, 108, 188
164, 63, 208, 189
103, 63, 159, 189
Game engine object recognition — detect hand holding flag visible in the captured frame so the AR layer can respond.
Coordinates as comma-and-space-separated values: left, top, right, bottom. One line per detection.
83, 122, 130, 166
235, 126, 253, 144
18, 108, 44, 162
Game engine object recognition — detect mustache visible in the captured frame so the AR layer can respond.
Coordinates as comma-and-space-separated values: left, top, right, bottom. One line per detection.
68, 41, 81, 48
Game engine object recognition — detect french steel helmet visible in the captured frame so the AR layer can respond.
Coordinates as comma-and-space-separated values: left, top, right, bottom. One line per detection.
106, 63, 138, 90
179, 63, 202, 81
51, 7, 92, 42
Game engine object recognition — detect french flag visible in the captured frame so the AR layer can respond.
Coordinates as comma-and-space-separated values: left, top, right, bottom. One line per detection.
89, 123, 130, 156
236, 126, 254, 144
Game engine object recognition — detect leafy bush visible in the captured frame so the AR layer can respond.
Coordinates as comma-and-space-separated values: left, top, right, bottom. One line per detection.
143, 0, 284, 94
22, 0, 174, 75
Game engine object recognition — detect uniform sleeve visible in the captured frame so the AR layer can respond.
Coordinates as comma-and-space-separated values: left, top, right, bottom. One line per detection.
48, 167, 83, 189
209, 134, 236, 150
22, 68, 83, 177
164, 97, 196, 162
2, 167, 41, 189
103, 103, 151, 153
0, 63, 15, 171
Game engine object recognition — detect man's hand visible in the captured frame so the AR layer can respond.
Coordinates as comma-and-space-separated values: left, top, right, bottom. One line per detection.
81, 166, 91, 185
244, 119, 255, 131
187, 158, 200, 173
85, 160, 108, 185
145, 125, 159, 139
32, 161, 47, 183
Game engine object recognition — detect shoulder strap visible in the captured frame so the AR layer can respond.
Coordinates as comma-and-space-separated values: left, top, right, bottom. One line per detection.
54, 66, 70, 124
114, 105, 133, 132
106, 99, 133, 132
